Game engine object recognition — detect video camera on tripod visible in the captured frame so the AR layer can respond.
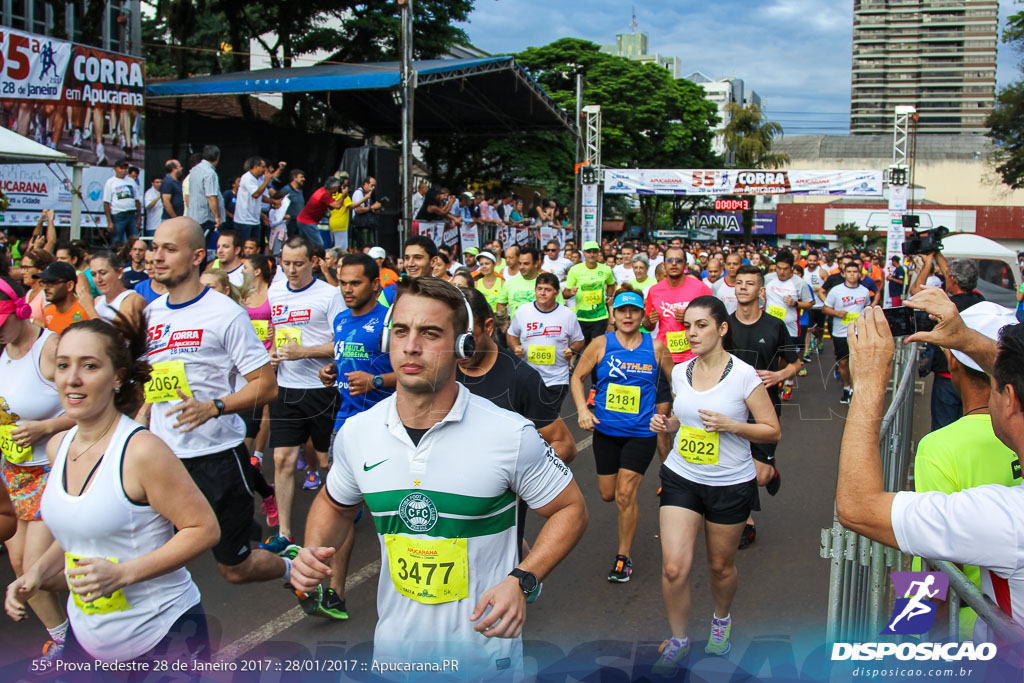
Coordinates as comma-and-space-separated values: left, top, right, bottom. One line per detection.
900, 215, 949, 256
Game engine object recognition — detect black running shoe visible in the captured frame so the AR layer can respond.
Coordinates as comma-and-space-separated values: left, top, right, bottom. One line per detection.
766, 467, 781, 496
738, 524, 756, 550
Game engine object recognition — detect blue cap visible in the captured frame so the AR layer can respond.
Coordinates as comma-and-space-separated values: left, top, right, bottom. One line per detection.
613, 291, 644, 310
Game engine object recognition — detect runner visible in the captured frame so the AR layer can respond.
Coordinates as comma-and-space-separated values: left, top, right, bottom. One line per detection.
0, 277, 73, 662
289, 276, 587, 679
88, 251, 146, 329
802, 251, 829, 362
5, 318, 220, 666
241, 254, 275, 485
120, 238, 149, 290
308, 253, 395, 621
261, 235, 344, 555
763, 250, 813, 401
473, 251, 504, 310
644, 246, 713, 364
570, 288, 673, 583
628, 253, 657, 296
728, 265, 797, 548
145, 217, 286, 585
650, 296, 781, 673
132, 249, 168, 305
507, 273, 585, 414
703, 258, 723, 290
823, 260, 872, 404
564, 241, 616, 402
496, 245, 549, 319
208, 229, 246, 289
712, 252, 743, 315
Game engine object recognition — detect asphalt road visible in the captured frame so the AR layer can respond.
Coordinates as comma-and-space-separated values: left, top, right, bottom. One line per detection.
0, 350, 933, 682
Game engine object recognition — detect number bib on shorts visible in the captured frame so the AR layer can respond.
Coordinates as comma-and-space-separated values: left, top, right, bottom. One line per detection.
665, 330, 690, 354
605, 383, 641, 414
842, 311, 860, 326
144, 361, 193, 403
0, 425, 31, 464
384, 535, 469, 605
65, 554, 132, 614
251, 320, 270, 342
768, 304, 787, 320
677, 425, 720, 465
275, 327, 302, 349
527, 345, 556, 365
580, 289, 603, 307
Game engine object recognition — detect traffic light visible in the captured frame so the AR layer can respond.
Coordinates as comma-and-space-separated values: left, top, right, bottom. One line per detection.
580, 165, 597, 185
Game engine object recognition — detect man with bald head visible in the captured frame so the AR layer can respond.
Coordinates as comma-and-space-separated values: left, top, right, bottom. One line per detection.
145, 217, 289, 585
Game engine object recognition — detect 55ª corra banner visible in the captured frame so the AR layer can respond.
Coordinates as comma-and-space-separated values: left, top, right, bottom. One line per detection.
604, 169, 884, 197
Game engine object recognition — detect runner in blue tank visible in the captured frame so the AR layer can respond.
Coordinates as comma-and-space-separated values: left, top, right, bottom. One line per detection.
311, 253, 395, 620
571, 286, 673, 583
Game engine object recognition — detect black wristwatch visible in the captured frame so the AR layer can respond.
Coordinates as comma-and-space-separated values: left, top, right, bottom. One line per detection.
213, 399, 226, 417
372, 374, 384, 389
508, 568, 539, 595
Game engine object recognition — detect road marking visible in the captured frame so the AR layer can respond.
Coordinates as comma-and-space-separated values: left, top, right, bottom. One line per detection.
214, 559, 381, 661
215, 434, 594, 661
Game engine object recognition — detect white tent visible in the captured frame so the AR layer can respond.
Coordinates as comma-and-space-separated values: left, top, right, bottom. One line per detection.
0, 126, 75, 163
939, 233, 1019, 308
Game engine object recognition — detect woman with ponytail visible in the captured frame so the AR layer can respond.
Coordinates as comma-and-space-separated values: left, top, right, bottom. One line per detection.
5, 315, 220, 667
0, 276, 73, 662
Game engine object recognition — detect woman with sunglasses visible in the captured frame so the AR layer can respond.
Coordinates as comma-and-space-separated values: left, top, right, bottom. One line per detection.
649, 295, 780, 674
18, 249, 55, 326
0, 276, 73, 662
571, 287, 673, 584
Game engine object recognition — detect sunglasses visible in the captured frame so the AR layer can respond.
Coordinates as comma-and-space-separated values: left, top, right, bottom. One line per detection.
665, 257, 685, 264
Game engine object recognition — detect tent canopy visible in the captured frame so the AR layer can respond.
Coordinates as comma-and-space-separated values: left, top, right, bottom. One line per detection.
146, 57, 574, 137
0, 126, 76, 163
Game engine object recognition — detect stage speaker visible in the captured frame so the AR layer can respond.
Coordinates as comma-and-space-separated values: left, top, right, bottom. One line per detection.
340, 146, 401, 255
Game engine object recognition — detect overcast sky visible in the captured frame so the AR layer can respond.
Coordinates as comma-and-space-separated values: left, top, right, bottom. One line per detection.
456, 0, 1023, 136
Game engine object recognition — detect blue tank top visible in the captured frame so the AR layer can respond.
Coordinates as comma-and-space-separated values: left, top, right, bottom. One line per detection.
593, 331, 659, 437
332, 302, 394, 430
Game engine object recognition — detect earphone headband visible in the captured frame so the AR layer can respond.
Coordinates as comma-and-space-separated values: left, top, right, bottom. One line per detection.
0, 278, 31, 322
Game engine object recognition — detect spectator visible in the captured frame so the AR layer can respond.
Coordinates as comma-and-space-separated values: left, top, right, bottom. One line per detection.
102, 159, 142, 246
160, 159, 183, 220
222, 176, 239, 232
184, 145, 223, 238
282, 169, 307, 239
410, 180, 428, 220
299, 176, 371, 252
236, 157, 285, 247
143, 176, 163, 236
350, 176, 382, 248
179, 152, 202, 218
887, 255, 906, 306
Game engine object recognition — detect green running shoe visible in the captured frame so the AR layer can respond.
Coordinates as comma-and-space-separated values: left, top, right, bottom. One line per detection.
652, 636, 690, 676
705, 614, 732, 656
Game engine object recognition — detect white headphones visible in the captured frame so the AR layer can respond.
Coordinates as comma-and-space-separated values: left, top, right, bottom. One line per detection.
380, 290, 476, 360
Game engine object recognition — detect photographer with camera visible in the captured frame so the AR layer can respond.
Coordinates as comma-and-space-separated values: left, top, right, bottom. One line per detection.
351, 177, 383, 251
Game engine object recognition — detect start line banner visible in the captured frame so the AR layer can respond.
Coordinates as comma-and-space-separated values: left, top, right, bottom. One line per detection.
604, 169, 883, 197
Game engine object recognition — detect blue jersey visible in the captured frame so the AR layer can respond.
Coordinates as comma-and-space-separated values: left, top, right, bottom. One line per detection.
593, 332, 659, 437
332, 302, 394, 430
377, 283, 397, 307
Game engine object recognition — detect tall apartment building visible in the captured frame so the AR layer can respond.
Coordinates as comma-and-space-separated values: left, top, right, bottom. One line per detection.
601, 31, 682, 79
0, 0, 142, 55
686, 72, 761, 161
851, 0, 998, 135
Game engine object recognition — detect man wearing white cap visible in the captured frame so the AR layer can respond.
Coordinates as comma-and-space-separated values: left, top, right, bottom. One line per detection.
911, 302, 1022, 639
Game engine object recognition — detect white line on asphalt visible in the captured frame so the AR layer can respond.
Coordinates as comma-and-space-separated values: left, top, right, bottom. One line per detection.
214, 433, 594, 661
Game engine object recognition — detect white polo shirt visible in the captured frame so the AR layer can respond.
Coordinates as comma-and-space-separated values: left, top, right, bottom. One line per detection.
326, 385, 572, 678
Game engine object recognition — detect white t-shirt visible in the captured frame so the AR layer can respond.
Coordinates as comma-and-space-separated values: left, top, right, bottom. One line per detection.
145, 288, 270, 458
764, 273, 812, 337
926, 275, 943, 288
143, 186, 163, 233
542, 256, 573, 284
326, 387, 572, 676
649, 254, 664, 270
234, 171, 263, 225
507, 302, 584, 387
268, 277, 345, 389
613, 263, 636, 286
665, 355, 762, 486
712, 279, 738, 315
892, 485, 1024, 642
103, 175, 138, 214
224, 263, 246, 289
823, 283, 871, 338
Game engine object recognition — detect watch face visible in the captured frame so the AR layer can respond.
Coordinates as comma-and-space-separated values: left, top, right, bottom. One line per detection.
520, 572, 538, 593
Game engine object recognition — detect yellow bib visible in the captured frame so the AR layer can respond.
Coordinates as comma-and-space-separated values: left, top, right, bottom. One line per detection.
0, 425, 31, 464
144, 361, 193, 403
580, 289, 603, 307
665, 330, 691, 354
767, 304, 787, 320
384, 535, 469, 605
251, 320, 270, 342
527, 345, 556, 365
677, 425, 720, 465
65, 554, 132, 614
842, 311, 860, 326
275, 327, 302, 349
605, 383, 641, 414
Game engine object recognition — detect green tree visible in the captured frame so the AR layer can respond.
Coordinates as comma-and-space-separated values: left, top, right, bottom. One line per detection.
721, 102, 789, 243
987, 10, 1024, 188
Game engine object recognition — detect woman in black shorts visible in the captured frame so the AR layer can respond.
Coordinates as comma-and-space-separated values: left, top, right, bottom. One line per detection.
649, 295, 780, 674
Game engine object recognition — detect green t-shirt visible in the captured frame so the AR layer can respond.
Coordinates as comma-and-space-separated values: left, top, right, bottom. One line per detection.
566, 263, 615, 321
629, 276, 657, 293
912, 413, 1022, 638
476, 276, 503, 311
495, 273, 562, 319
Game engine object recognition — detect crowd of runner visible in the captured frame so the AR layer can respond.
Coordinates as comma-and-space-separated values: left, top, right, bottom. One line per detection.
0, 191, 1021, 679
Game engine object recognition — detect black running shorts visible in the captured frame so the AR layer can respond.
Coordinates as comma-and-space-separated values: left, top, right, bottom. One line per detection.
268, 386, 338, 452
592, 431, 657, 477
833, 336, 850, 362
658, 464, 760, 525
183, 445, 260, 566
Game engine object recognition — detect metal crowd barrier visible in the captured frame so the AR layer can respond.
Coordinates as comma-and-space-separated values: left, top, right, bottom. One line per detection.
821, 342, 1024, 651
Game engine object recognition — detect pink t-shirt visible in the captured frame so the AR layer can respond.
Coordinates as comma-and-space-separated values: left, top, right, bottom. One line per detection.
644, 277, 713, 362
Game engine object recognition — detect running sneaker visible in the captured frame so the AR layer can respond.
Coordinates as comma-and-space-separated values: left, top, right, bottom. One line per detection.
833, 366, 841, 380
840, 387, 852, 404
250, 453, 263, 470
312, 588, 349, 620
766, 467, 781, 496
303, 471, 322, 490
295, 585, 323, 616
781, 386, 792, 401
608, 555, 632, 582
798, 366, 807, 376
586, 389, 596, 407
281, 543, 301, 561
652, 636, 690, 677
705, 615, 732, 656
296, 450, 307, 470
38, 639, 63, 665
261, 493, 279, 527
259, 533, 294, 555
801, 354, 812, 363
738, 524, 756, 550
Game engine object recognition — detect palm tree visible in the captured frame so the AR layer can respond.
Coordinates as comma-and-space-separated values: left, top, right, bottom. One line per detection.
722, 103, 789, 242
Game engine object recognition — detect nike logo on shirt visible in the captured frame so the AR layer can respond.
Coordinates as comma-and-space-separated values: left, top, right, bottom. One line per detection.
363, 459, 388, 471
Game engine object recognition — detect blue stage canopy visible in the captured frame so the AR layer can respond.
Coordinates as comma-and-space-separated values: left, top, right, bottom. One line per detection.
146, 57, 573, 136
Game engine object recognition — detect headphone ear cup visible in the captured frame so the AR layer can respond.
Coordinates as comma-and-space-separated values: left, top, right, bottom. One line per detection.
380, 326, 391, 354
14, 300, 31, 320
455, 333, 476, 360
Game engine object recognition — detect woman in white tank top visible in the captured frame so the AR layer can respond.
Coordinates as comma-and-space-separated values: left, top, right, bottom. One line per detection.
0, 276, 74, 660
6, 318, 219, 665
89, 251, 145, 328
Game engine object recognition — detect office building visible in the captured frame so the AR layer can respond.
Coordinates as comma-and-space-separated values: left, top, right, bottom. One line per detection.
687, 72, 762, 161
851, 0, 998, 135
0, 0, 142, 55
601, 30, 682, 79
